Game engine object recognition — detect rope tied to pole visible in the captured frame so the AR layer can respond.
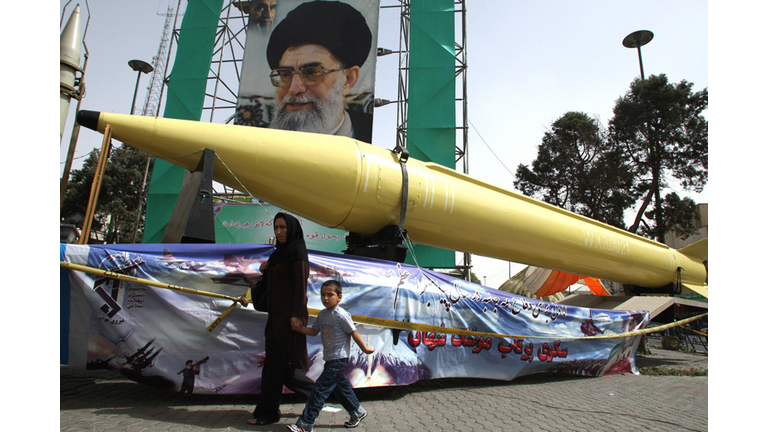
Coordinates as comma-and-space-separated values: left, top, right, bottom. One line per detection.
62, 260, 706, 340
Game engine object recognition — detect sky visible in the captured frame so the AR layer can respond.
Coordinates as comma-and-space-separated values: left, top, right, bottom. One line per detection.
43, 0, 766, 425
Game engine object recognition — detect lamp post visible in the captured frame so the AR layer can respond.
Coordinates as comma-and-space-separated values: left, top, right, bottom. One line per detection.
622, 30, 653, 80
128, 59, 154, 114
128, 60, 154, 243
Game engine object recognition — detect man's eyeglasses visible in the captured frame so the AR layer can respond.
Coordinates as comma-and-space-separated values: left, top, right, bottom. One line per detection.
269, 66, 344, 88
253, 2, 275, 13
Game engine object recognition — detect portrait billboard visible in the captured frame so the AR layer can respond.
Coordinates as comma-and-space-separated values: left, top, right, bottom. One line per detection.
235, 0, 380, 144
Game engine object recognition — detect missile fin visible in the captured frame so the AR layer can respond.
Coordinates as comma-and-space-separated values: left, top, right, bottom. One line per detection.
682, 283, 708, 299
678, 238, 708, 261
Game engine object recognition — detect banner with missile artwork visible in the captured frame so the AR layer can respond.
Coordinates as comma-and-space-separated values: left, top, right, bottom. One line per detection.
60, 243, 650, 395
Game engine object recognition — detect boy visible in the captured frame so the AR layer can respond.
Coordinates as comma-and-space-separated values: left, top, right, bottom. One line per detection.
287, 280, 375, 432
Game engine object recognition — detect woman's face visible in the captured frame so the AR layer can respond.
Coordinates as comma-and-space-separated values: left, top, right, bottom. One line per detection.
274, 217, 288, 244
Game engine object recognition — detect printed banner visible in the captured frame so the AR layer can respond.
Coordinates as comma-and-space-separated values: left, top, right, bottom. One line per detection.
213, 202, 349, 253
235, 0, 379, 143
60, 243, 649, 395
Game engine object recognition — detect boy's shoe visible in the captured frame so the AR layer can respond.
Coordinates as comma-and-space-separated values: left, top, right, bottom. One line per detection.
344, 410, 368, 428
287, 425, 309, 432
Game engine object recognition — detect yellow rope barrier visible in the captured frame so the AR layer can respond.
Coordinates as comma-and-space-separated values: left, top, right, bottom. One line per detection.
333, 309, 708, 341
682, 324, 708, 337
60, 261, 248, 332
61, 261, 707, 340
60, 261, 247, 304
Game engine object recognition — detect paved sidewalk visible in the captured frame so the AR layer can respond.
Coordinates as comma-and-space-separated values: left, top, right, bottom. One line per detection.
61, 348, 707, 432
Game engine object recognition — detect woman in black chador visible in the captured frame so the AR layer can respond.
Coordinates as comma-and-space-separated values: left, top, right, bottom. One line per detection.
249, 212, 314, 425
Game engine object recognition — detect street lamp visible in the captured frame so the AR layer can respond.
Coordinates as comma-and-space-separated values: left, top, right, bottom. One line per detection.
622, 30, 653, 80
127, 59, 153, 243
128, 59, 154, 114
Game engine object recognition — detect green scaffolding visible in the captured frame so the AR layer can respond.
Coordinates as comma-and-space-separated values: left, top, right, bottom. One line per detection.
143, 0, 224, 243
404, 0, 456, 268
143, 0, 457, 270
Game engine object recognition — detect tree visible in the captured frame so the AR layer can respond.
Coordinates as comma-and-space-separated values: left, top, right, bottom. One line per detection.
640, 192, 701, 241
514, 112, 638, 228
609, 74, 707, 242
61, 144, 154, 243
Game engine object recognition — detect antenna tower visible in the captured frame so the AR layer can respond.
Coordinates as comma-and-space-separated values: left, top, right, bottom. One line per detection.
139, 3, 176, 117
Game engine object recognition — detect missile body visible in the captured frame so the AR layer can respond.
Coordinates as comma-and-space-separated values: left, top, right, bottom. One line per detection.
76, 111, 708, 290
60, 5, 83, 141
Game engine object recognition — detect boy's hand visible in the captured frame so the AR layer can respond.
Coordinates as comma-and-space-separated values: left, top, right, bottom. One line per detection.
351, 330, 374, 354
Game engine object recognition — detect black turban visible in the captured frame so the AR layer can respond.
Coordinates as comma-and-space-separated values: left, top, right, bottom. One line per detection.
267, 1, 372, 70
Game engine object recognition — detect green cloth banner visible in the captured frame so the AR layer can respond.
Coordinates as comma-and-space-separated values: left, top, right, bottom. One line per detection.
143, 0, 224, 243
406, 0, 456, 268
213, 203, 348, 253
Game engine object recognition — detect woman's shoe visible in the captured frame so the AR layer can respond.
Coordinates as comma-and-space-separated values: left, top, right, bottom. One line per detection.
247, 414, 280, 425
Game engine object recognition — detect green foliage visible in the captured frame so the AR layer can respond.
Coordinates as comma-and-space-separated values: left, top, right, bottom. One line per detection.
515, 74, 707, 242
639, 366, 707, 376
610, 74, 708, 241
640, 192, 700, 241
611, 74, 708, 192
514, 111, 637, 228
61, 145, 154, 243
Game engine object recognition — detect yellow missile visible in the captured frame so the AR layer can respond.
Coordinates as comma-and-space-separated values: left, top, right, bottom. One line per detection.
76, 111, 707, 291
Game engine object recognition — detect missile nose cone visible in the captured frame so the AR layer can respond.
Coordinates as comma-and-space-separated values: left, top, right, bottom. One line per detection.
77, 110, 100, 131
60, 4, 83, 69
